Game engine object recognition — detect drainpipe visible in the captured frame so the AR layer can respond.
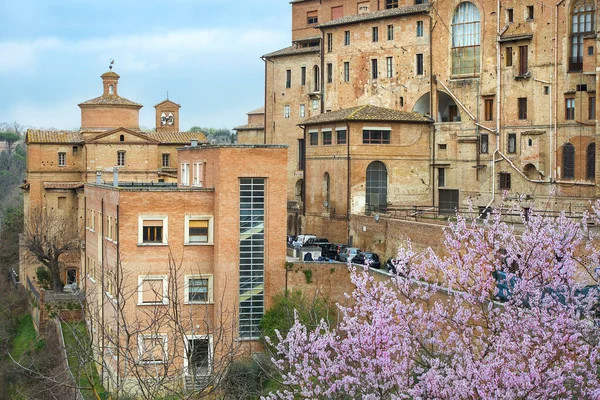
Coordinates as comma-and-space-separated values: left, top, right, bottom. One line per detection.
116, 203, 120, 391
554, 0, 566, 182
534, 77, 553, 183
262, 56, 275, 145
101, 197, 105, 384
429, 12, 435, 208
320, 31, 325, 113
346, 122, 351, 245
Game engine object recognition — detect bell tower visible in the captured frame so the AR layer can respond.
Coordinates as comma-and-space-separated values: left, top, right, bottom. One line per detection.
155, 99, 181, 132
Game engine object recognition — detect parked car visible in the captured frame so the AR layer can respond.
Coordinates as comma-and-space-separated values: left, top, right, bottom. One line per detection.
329, 244, 348, 260
303, 237, 331, 251
352, 252, 381, 269
338, 247, 361, 262
322, 243, 340, 260
293, 234, 316, 248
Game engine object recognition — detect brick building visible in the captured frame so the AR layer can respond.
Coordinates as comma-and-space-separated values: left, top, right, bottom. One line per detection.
21, 71, 206, 285
257, 0, 599, 248
233, 106, 265, 144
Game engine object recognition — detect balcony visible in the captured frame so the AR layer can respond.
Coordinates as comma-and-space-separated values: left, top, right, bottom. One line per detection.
569, 56, 583, 72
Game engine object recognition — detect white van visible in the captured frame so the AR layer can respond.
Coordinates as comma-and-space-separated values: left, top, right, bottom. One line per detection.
292, 234, 316, 248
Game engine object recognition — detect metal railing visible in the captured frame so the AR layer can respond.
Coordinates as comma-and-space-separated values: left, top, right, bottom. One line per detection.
27, 276, 40, 302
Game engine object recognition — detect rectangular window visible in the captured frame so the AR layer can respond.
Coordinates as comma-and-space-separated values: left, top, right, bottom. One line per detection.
344, 30, 350, 46
416, 21, 424, 37
336, 129, 347, 144
58, 152, 66, 167
312, 99, 319, 110
499, 172, 511, 190
299, 104, 305, 118
298, 139, 305, 170
484, 98, 494, 121
566, 98, 575, 120
438, 168, 445, 188
480, 133, 489, 153
142, 220, 164, 243
72, 146, 78, 155
519, 45, 528, 75
138, 334, 167, 364
162, 153, 170, 167
239, 178, 265, 338
185, 276, 213, 303
508, 133, 517, 153
192, 162, 203, 187
186, 216, 212, 244
589, 46, 594, 56
301, 67, 306, 85
372, 27, 378, 42
138, 276, 167, 305
343, 62, 350, 82
327, 33, 333, 52
387, 25, 394, 40
518, 98, 527, 119
285, 70, 291, 88
181, 163, 190, 186
323, 130, 332, 145
589, 96, 596, 119
577, 84, 588, 92
439, 144, 447, 150
117, 151, 125, 167
386, 0, 398, 8
416, 54, 424, 75
284, 105, 290, 118
386, 57, 393, 78
327, 63, 333, 83
363, 129, 391, 144
526, 5, 534, 20
307, 10, 318, 24
58, 196, 66, 210
506, 47, 513, 67
309, 131, 318, 146
507, 8, 514, 22
371, 59, 378, 80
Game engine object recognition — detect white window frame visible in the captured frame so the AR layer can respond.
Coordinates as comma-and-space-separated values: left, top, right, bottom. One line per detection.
184, 275, 214, 304
299, 104, 306, 118
183, 334, 213, 376
138, 334, 168, 364
138, 215, 168, 245
58, 152, 66, 167
181, 163, 190, 186
184, 215, 213, 245
284, 104, 290, 118
162, 153, 170, 168
117, 151, 125, 167
192, 162, 203, 187
137, 275, 169, 305
312, 99, 319, 110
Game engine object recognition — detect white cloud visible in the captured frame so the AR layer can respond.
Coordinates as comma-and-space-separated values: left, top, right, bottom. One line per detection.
0, 28, 286, 73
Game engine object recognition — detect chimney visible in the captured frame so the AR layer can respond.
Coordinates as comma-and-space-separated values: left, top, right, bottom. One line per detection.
191, 138, 198, 147
113, 167, 119, 187
96, 170, 102, 184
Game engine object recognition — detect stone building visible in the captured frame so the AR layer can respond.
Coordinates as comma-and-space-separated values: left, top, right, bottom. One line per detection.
233, 106, 265, 144
21, 70, 205, 292
257, 0, 599, 247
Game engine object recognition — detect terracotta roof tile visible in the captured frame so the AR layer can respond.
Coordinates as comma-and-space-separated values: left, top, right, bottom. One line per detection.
263, 45, 320, 58
78, 94, 142, 108
147, 131, 207, 144
101, 71, 120, 78
300, 105, 433, 125
43, 181, 84, 190
234, 123, 265, 131
319, 4, 430, 28
27, 130, 83, 144
247, 106, 265, 115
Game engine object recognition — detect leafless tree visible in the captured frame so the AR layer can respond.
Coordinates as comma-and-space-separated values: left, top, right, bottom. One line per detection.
22, 207, 80, 292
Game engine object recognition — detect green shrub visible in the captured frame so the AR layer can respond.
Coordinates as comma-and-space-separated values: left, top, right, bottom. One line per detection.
35, 267, 52, 289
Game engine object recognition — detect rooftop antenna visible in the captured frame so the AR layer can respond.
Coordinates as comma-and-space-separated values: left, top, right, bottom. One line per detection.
166, 91, 169, 100
109, 59, 114, 70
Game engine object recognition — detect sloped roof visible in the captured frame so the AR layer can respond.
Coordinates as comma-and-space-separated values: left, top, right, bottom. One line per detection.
101, 71, 120, 79
300, 105, 433, 126
43, 181, 84, 190
319, 4, 430, 28
78, 94, 142, 108
247, 106, 265, 115
154, 99, 181, 108
26, 130, 83, 144
147, 131, 207, 144
234, 123, 265, 131
85, 127, 160, 144
263, 45, 320, 58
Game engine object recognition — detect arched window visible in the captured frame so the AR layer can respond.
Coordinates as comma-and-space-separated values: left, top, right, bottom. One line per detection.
119, 134, 125, 142
366, 161, 387, 212
312, 65, 320, 92
451, 2, 481, 75
563, 143, 575, 179
570, 0, 595, 72
323, 173, 330, 208
587, 142, 595, 180
108, 84, 114, 94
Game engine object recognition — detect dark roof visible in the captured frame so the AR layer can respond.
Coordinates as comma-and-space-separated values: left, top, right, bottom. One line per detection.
27, 130, 83, 144
498, 33, 533, 43
293, 35, 321, 43
300, 105, 433, 125
78, 94, 142, 108
263, 45, 320, 58
318, 4, 430, 28
147, 131, 207, 144
247, 106, 265, 115
44, 182, 85, 190
234, 123, 265, 131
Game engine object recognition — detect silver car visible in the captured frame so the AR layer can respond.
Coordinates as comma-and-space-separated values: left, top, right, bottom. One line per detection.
338, 247, 361, 262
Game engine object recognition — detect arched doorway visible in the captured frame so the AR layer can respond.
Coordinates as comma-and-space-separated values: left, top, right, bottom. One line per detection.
366, 161, 387, 212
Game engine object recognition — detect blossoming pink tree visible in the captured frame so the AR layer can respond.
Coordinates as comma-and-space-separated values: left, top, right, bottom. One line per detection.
266, 206, 600, 399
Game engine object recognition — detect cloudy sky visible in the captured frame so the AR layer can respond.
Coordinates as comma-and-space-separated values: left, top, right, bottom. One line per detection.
0, 0, 291, 131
